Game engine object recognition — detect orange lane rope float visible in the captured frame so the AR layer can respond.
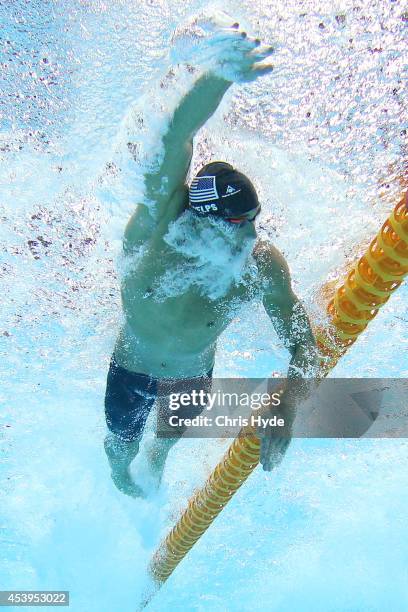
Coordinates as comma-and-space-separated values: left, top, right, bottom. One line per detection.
149, 193, 408, 585
316, 193, 408, 372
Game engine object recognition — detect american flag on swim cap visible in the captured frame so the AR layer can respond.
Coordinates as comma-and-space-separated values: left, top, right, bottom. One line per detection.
189, 175, 219, 203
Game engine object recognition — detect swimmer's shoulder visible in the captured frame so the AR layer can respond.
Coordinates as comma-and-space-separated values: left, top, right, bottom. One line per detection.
253, 240, 292, 294
253, 239, 289, 275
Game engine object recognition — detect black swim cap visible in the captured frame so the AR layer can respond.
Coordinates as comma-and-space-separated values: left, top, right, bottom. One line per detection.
188, 161, 260, 218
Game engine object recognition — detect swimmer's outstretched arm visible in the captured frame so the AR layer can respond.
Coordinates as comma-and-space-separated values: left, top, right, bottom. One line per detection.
123, 17, 274, 247
143, 73, 233, 218
123, 74, 232, 249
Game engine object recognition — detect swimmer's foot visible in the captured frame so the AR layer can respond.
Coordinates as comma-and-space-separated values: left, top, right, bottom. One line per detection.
104, 433, 143, 497
130, 461, 163, 498
111, 468, 145, 499
145, 463, 164, 493
130, 443, 166, 498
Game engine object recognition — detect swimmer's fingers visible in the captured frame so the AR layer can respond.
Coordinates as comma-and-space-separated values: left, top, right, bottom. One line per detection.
259, 436, 290, 471
209, 29, 262, 54
242, 63, 274, 82
187, 13, 275, 83
199, 34, 262, 71
247, 44, 275, 62
253, 62, 275, 75
206, 33, 271, 72
231, 32, 263, 52
259, 435, 273, 471
260, 436, 279, 472
193, 13, 272, 61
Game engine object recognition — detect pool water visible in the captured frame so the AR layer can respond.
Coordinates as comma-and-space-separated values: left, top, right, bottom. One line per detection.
1, 1, 407, 610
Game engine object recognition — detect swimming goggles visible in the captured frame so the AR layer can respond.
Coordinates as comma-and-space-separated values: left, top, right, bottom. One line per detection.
224, 206, 261, 225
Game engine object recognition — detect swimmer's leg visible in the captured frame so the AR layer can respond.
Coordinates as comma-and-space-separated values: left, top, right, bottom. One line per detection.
143, 373, 214, 488
140, 395, 185, 489
144, 435, 179, 488
104, 432, 145, 498
104, 359, 157, 498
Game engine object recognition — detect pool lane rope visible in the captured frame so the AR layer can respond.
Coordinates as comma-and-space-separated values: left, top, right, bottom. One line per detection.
149, 194, 408, 585
315, 193, 408, 372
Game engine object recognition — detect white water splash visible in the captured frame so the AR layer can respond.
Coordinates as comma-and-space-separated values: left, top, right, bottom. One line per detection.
152, 210, 258, 300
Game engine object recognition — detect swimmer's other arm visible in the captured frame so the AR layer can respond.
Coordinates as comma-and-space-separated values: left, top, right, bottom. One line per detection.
256, 245, 320, 470
262, 246, 319, 386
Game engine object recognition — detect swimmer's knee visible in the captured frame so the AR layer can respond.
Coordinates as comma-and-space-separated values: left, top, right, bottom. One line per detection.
104, 431, 141, 454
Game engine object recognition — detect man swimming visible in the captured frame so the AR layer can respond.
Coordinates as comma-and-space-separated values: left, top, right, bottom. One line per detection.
103, 13, 319, 497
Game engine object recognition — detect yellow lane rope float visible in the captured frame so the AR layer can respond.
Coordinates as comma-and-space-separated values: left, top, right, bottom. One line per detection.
150, 426, 261, 583
316, 193, 408, 372
150, 194, 408, 585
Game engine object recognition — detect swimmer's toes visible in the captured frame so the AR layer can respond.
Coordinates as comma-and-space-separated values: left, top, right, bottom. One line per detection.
127, 482, 146, 499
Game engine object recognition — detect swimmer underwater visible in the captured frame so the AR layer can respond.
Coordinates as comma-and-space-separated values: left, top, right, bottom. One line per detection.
103, 13, 320, 497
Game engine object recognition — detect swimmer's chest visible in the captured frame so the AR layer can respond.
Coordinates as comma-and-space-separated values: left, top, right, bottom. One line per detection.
121, 250, 261, 338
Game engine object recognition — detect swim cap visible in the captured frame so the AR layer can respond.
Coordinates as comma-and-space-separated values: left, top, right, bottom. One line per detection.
188, 161, 260, 218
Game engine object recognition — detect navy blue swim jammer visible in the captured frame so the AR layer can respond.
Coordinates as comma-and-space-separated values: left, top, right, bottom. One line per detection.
104, 355, 213, 442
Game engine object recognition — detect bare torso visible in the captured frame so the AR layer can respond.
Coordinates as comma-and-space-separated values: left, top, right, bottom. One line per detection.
113, 190, 270, 377
115, 234, 266, 377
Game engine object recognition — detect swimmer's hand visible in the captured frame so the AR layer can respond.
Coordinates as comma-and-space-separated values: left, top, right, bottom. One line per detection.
171, 10, 275, 83
257, 398, 295, 472
259, 435, 291, 472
